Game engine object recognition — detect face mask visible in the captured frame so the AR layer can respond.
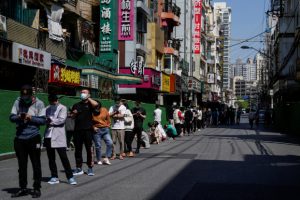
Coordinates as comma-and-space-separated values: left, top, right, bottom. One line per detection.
80, 93, 89, 100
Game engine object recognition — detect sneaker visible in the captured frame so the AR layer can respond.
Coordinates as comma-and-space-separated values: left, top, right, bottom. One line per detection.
87, 168, 94, 176
48, 177, 59, 184
102, 158, 111, 165
68, 177, 77, 185
95, 161, 102, 165
73, 168, 84, 176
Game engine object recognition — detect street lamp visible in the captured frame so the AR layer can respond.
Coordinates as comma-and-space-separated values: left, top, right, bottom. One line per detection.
241, 45, 273, 109
240, 46, 272, 59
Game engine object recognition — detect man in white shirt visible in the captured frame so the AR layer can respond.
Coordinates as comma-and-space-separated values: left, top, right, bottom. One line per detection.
109, 98, 126, 160
153, 104, 162, 124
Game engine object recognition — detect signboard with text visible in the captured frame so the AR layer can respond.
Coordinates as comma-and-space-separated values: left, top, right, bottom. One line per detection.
161, 73, 170, 92
12, 43, 51, 70
118, 0, 134, 40
193, 0, 202, 54
49, 64, 80, 86
100, 0, 114, 52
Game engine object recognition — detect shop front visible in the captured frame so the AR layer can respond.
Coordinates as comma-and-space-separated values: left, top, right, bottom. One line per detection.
48, 63, 81, 96
118, 67, 161, 103
0, 41, 51, 90
167, 74, 182, 105
187, 77, 202, 107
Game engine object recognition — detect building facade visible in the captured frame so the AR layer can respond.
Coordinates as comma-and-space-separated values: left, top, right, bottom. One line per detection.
214, 2, 231, 91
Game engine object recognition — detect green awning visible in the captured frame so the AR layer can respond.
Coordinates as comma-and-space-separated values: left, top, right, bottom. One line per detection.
81, 67, 142, 84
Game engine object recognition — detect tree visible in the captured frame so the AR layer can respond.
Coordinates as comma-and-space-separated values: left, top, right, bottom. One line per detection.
236, 98, 249, 109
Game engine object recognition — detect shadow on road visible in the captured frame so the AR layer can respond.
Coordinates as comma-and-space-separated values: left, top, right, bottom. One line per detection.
149, 155, 300, 200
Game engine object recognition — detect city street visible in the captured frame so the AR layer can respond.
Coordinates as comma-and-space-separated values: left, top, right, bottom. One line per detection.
1, 117, 300, 200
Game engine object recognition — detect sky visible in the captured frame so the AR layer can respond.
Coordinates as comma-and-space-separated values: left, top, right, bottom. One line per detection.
213, 0, 269, 63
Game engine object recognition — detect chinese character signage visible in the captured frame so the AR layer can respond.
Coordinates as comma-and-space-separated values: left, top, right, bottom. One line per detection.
12, 43, 51, 70
130, 56, 144, 76
193, 0, 202, 54
118, 0, 134, 40
49, 64, 80, 86
161, 72, 170, 92
100, 0, 115, 52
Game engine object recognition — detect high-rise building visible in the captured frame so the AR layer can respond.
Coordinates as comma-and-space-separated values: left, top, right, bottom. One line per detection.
214, 2, 231, 90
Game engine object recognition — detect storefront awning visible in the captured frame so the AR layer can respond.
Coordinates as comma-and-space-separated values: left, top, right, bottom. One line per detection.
80, 67, 142, 84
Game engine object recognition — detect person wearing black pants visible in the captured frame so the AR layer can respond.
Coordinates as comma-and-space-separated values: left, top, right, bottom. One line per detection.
44, 139, 75, 183
9, 85, 46, 198
131, 100, 146, 154
14, 135, 42, 196
73, 130, 94, 169
44, 94, 76, 185
71, 89, 98, 176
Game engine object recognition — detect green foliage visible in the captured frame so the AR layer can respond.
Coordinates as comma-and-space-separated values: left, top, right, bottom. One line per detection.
236, 99, 249, 109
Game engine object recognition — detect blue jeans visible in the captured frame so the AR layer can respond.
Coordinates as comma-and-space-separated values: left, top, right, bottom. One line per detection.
93, 128, 113, 161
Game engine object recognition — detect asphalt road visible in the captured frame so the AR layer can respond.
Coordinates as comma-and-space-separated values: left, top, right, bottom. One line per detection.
1, 118, 300, 200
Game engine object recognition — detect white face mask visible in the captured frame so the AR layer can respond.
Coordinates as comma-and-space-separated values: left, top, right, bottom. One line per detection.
80, 93, 89, 100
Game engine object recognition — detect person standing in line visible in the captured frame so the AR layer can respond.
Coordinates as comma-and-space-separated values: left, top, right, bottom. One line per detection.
109, 98, 126, 160
123, 101, 135, 157
92, 101, 112, 165
192, 106, 198, 132
153, 104, 162, 124
236, 108, 242, 125
184, 107, 194, 136
72, 89, 98, 176
173, 105, 183, 136
9, 85, 46, 198
197, 107, 203, 131
44, 94, 77, 185
131, 100, 146, 154
65, 107, 75, 150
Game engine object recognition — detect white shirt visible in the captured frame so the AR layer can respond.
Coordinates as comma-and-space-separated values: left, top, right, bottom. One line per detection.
154, 108, 162, 123
109, 104, 126, 129
197, 110, 202, 120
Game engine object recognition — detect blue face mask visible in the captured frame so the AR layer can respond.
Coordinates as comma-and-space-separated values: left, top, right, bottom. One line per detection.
80, 93, 89, 100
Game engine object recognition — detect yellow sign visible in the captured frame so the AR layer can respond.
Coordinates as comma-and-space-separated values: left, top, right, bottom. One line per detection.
161, 73, 170, 92
60, 68, 80, 85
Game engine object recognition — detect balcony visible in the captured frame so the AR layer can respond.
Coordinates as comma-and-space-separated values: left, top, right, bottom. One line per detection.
161, 2, 181, 27
163, 38, 181, 56
137, 0, 150, 16
6, 17, 67, 59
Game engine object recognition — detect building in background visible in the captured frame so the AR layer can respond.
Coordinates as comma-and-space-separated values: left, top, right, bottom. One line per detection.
214, 2, 231, 92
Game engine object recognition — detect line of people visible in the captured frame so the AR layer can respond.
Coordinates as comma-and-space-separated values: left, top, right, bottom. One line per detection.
9, 86, 150, 198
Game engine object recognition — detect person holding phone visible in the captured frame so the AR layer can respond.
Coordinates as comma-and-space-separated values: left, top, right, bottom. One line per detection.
9, 84, 46, 198
44, 94, 77, 185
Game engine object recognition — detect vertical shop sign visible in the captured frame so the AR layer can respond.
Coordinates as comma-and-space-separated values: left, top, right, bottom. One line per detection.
100, 0, 113, 52
193, 0, 202, 54
118, 0, 134, 40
